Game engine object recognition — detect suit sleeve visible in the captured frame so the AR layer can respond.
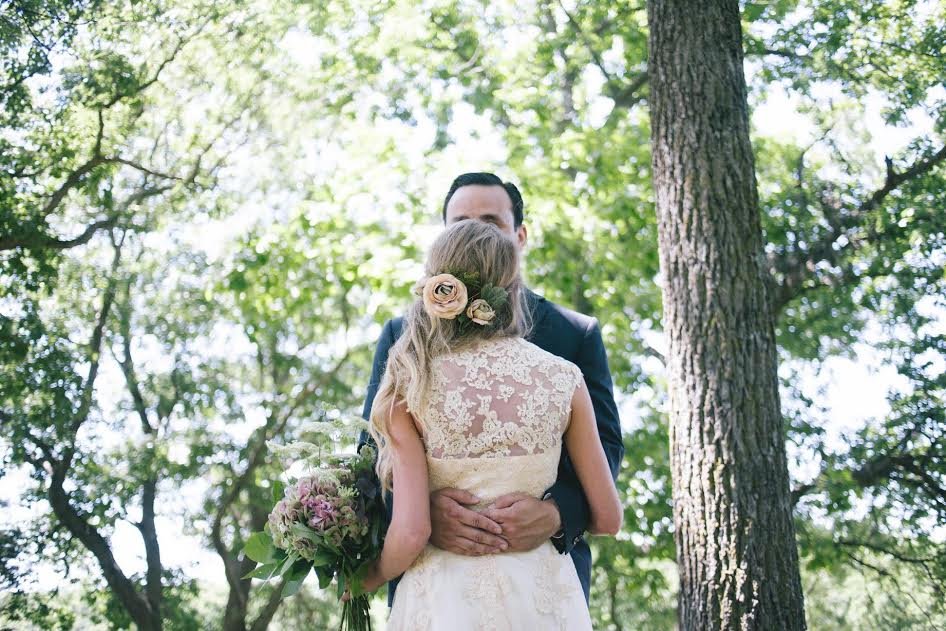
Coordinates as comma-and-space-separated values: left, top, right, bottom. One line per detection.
357, 319, 396, 452
545, 318, 624, 554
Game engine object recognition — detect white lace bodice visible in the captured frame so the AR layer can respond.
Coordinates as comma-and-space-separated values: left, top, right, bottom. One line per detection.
414, 336, 584, 508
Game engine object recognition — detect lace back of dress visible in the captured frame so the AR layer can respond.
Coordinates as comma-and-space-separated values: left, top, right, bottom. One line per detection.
419, 336, 583, 461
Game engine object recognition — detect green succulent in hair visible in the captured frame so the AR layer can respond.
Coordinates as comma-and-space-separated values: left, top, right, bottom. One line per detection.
478, 284, 508, 312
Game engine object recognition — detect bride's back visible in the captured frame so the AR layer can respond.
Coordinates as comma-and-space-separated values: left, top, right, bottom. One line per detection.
416, 335, 583, 508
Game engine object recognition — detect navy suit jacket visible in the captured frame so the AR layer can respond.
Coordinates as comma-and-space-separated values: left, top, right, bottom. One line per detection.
358, 287, 624, 606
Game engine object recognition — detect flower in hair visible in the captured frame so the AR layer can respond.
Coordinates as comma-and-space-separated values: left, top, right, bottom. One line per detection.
416, 269, 511, 334
466, 298, 496, 325
421, 273, 468, 319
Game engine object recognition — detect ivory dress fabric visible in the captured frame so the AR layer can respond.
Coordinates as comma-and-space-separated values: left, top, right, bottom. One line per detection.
385, 335, 594, 631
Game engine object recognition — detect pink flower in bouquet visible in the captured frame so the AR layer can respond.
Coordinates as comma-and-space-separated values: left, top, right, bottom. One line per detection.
306, 496, 338, 528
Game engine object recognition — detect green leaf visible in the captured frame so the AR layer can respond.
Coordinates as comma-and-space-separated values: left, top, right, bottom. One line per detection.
290, 523, 322, 545
276, 551, 299, 577
241, 561, 282, 581
281, 574, 306, 598
314, 565, 333, 590
242, 531, 275, 564
310, 550, 335, 567
272, 479, 286, 504
289, 557, 312, 579
279, 556, 312, 597
347, 561, 370, 597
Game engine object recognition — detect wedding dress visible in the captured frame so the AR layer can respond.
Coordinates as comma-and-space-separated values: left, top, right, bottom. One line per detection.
385, 335, 594, 631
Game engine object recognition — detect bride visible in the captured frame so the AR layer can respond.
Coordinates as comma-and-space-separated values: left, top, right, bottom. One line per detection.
357, 219, 622, 629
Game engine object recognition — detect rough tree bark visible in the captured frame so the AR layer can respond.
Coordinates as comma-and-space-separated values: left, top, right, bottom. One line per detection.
647, 1, 807, 629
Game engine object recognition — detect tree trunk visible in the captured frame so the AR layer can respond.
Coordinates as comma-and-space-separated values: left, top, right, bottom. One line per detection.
646, 1, 807, 629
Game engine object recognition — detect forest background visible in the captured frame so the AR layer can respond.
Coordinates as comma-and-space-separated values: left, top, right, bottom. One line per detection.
1, 1, 944, 629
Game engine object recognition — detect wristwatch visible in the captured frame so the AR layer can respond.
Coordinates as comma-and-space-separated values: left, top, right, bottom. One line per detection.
542, 491, 565, 539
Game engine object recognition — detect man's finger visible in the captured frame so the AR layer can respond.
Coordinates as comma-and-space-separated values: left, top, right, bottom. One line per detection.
457, 524, 507, 550
483, 504, 519, 524
455, 532, 505, 554
437, 487, 480, 505
490, 492, 527, 510
481, 507, 503, 523
455, 540, 492, 555
443, 501, 503, 534
464, 510, 504, 535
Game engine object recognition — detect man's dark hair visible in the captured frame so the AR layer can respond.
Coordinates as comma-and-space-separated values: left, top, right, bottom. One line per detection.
442, 172, 525, 227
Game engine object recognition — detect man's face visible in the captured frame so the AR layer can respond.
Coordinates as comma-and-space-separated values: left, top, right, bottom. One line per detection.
444, 184, 528, 250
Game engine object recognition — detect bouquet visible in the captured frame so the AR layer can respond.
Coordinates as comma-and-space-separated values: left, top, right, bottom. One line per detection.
241, 418, 385, 630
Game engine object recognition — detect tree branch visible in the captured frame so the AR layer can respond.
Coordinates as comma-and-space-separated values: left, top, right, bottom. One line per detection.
769, 144, 946, 312
557, 0, 616, 84
109, 157, 185, 182
60, 234, 123, 471
554, 0, 648, 115
0, 217, 119, 251
40, 156, 108, 218
101, 35, 189, 109
46, 470, 155, 628
611, 71, 649, 111
248, 577, 290, 631
37, 236, 153, 624
19, 29, 198, 233
837, 539, 940, 566
113, 276, 165, 617
133, 476, 164, 620
114, 277, 156, 435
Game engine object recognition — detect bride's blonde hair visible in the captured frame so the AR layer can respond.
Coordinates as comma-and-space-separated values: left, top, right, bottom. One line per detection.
369, 220, 532, 493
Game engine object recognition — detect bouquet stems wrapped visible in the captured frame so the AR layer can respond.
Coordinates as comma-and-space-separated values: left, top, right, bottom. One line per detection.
241, 418, 384, 631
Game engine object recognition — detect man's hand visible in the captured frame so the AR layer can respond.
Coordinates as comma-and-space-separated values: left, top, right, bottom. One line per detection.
481, 492, 562, 553
430, 488, 508, 555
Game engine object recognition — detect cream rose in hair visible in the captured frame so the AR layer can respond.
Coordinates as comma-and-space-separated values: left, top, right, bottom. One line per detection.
422, 273, 468, 319
466, 298, 495, 325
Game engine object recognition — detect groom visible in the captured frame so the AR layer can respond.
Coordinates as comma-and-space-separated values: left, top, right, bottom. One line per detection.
360, 172, 624, 606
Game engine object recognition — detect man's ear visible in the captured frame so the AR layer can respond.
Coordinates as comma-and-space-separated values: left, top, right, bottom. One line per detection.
516, 224, 528, 249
